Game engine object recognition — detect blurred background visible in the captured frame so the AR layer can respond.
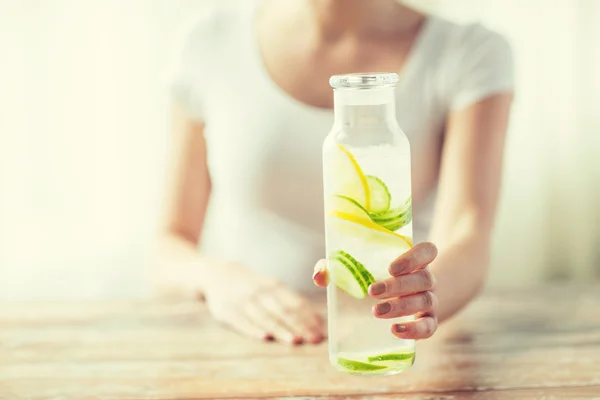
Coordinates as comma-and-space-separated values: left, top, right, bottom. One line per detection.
1, 0, 599, 301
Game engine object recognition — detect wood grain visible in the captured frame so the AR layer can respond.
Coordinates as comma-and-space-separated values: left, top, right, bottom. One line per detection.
1, 285, 599, 399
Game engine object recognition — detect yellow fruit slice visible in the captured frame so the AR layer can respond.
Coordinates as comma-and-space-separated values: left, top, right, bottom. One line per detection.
333, 144, 371, 210
330, 210, 413, 249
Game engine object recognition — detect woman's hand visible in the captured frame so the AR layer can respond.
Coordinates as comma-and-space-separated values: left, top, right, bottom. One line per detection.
313, 242, 439, 340
204, 263, 325, 345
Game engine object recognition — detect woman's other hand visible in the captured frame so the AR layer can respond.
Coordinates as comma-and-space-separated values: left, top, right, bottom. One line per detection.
313, 242, 438, 340
205, 263, 325, 345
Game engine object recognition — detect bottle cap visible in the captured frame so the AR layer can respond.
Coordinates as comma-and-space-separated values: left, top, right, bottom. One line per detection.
329, 73, 400, 89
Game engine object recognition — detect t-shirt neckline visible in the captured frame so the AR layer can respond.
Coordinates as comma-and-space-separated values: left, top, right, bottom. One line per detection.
247, 4, 436, 114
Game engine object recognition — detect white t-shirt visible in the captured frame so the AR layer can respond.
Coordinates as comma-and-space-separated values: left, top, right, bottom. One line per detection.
169, 2, 514, 292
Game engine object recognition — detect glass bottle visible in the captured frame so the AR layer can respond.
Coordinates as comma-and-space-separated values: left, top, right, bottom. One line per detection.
323, 73, 415, 376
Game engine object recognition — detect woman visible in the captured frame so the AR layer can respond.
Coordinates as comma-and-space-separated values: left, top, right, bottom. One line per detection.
158, 0, 514, 345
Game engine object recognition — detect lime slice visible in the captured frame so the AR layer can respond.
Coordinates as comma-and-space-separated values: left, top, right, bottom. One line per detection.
329, 250, 375, 299
367, 351, 415, 363
337, 357, 387, 372
330, 195, 370, 219
366, 176, 391, 214
330, 210, 413, 249
332, 144, 371, 210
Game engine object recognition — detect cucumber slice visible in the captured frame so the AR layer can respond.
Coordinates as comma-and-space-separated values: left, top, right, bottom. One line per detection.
336, 250, 375, 291
372, 210, 411, 232
366, 175, 391, 214
371, 207, 409, 222
328, 257, 366, 299
329, 250, 375, 299
367, 351, 415, 363
370, 196, 412, 232
371, 196, 412, 221
337, 357, 387, 372
330, 195, 370, 219
377, 219, 403, 232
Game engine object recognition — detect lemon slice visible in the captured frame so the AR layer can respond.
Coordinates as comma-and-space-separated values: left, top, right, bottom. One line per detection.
332, 144, 371, 210
330, 210, 413, 249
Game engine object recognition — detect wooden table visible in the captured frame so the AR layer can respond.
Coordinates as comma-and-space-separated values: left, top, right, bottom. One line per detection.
1, 285, 600, 399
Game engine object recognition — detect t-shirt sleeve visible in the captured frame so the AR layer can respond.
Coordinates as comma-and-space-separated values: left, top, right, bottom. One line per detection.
166, 12, 217, 122
450, 26, 515, 111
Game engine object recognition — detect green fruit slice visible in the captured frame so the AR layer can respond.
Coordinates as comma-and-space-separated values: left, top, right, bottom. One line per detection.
366, 175, 391, 214
370, 197, 412, 232
337, 250, 375, 292
367, 351, 416, 363
337, 357, 387, 372
328, 257, 366, 299
330, 195, 370, 219
371, 196, 412, 222
372, 211, 411, 232
329, 250, 375, 299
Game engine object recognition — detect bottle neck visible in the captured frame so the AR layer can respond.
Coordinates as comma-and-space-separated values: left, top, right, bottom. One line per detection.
333, 87, 397, 128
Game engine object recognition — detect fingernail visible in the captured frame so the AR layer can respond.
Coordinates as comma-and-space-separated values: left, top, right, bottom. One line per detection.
375, 302, 391, 315
314, 260, 325, 273
369, 282, 386, 296
293, 336, 304, 345
311, 334, 324, 344
313, 261, 324, 278
394, 324, 407, 332
264, 333, 275, 341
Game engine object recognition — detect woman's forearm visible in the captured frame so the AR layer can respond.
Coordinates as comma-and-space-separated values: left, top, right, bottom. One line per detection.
154, 231, 221, 298
429, 231, 491, 322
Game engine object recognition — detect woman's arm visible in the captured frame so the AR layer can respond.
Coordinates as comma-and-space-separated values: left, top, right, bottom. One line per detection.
155, 101, 214, 297
430, 93, 513, 322
156, 102, 258, 296
155, 102, 325, 344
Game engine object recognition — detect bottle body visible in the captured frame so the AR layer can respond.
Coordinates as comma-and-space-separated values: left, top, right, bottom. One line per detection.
323, 74, 415, 376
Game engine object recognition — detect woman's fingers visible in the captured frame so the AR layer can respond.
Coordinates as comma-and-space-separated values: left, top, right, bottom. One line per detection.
259, 289, 325, 344
389, 242, 438, 277
372, 291, 437, 319
312, 254, 438, 342
256, 293, 305, 343
304, 310, 327, 340
369, 268, 436, 299
243, 301, 299, 345
391, 313, 438, 340
312, 259, 328, 287
296, 303, 326, 343
227, 311, 274, 342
